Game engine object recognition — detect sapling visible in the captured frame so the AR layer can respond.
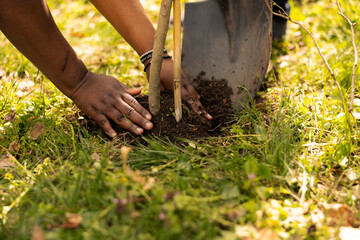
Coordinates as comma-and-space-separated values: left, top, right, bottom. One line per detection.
149, 0, 183, 122
148, 0, 172, 115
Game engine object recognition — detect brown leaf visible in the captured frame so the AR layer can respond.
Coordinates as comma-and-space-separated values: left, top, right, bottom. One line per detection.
31, 225, 44, 240
70, 25, 85, 38
28, 123, 45, 140
61, 213, 82, 229
9, 140, 20, 153
5, 110, 17, 122
0, 154, 16, 169
321, 203, 356, 227
91, 152, 100, 162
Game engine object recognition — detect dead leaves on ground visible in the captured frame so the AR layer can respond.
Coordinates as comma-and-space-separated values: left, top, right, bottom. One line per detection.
0, 154, 16, 169
9, 140, 20, 153
61, 212, 83, 229
311, 203, 356, 228
121, 146, 155, 190
31, 226, 44, 240
311, 202, 360, 239
28, 123, 45, 140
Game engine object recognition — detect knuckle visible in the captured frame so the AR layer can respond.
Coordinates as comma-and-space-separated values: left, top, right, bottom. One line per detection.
127, 108, 135, 116
116, 113, 125, 122
99, 118, 108, 126
130, 98, 138, 106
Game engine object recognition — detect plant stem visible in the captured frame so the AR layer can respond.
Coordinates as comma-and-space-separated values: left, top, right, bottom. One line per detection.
149, 0, 172, 115
265, 0, 352, 131
336, 0, 358, 113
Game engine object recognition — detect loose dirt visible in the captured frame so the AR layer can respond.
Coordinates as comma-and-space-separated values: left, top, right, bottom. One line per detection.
77, 76, 235, 143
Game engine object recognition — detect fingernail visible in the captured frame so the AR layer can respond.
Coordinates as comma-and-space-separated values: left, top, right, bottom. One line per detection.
108, 131, 117, 138
145, 114, 152, 120
136, 128, 144, 134
145, 122, 153, 130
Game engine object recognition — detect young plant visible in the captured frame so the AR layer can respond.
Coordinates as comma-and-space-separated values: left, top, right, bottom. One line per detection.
149, 0, 183, 122
148, 0, 172, 114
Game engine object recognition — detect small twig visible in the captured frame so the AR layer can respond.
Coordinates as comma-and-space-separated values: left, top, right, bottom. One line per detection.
336, 0, 358, 113
265, 0, 352, 131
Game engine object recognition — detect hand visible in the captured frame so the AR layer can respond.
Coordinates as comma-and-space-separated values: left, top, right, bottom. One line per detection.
70, 71, 153, 137
145, 58, 213, 120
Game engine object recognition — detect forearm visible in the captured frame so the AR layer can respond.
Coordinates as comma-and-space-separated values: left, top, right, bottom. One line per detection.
89, 0, 156, 55
0, 0, 87, 98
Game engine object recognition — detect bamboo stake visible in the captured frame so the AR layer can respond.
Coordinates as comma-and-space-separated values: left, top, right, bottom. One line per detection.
149, 0, 172, 115
173, 0, 182, 122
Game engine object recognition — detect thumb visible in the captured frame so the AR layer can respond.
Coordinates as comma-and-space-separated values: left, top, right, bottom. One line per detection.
125, 87, 142, 96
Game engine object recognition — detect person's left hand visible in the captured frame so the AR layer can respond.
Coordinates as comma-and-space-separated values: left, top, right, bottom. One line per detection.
145, 58, 212, 120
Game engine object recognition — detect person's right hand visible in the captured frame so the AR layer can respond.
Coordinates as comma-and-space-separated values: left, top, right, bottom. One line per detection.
70, 71, 153, 138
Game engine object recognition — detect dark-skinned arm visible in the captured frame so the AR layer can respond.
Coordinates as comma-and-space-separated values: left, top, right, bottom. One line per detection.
0, 0, 153, 137
90, 0, 212, 120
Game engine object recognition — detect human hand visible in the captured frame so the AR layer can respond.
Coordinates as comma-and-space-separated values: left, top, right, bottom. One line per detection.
70, 71, 153, 138
145, 58, 213, 120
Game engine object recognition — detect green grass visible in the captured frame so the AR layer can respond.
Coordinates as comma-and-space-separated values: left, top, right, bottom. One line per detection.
1, 0, 359, 239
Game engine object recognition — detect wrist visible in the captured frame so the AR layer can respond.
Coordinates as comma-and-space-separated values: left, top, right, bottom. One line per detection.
48, 48, 88, 98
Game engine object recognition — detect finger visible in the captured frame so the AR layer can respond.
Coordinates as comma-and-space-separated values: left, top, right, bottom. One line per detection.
181, 74, 200, 100
108, 110, 145, 135
113, 100, 153, 131
124, 87, 142, 96
93, 114, 117, 138
183, 82, 200, 99
183, 90, 213, 120
122, 93, 152, 121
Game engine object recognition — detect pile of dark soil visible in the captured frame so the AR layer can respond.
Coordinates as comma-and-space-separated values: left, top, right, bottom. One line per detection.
77, 77, 235, 142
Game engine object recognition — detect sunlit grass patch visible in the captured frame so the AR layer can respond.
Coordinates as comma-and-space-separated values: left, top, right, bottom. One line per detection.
0, 0, 359, 239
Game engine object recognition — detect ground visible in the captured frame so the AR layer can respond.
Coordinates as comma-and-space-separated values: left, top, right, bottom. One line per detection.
0, 0, 359, 239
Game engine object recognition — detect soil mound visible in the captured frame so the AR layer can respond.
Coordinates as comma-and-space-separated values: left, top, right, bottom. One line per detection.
77, 77, 235, 142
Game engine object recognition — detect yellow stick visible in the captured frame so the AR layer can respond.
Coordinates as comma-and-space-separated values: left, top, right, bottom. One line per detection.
173, 0, 182, 122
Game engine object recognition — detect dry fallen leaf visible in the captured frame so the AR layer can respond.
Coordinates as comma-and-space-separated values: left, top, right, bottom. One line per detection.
90, 152, 100, 162
28, 123, 45, 140
321, 203, 355, 227
0, 154, 16, 169
61, 213, 82, 229
9, 140, 20, 153
31, 225, 44, 240
70, 25, 85, 38
4, 110, 17, 123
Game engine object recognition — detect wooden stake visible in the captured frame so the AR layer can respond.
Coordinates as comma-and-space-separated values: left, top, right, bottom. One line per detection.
149, 0, 172, 115
173, 0, 182, 122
